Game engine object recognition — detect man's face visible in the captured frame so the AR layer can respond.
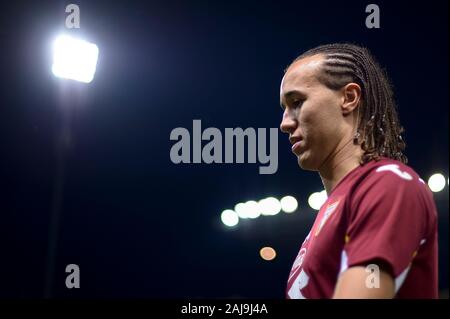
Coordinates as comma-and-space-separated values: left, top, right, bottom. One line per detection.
280, 55, 346, 171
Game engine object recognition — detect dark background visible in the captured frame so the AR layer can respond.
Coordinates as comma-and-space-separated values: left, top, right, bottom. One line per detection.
0, 0, 448, 298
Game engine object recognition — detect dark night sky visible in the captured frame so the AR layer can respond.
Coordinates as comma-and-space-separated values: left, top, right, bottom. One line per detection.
0, 0, 448, 298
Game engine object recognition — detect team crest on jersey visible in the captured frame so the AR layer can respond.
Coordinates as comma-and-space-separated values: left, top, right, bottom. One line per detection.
315, 199, 341, 236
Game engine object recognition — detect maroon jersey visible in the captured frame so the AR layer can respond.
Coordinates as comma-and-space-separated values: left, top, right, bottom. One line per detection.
286, 158, 438, 299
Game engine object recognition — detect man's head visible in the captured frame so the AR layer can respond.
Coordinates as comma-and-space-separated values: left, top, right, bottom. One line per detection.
280, 43, 407, 171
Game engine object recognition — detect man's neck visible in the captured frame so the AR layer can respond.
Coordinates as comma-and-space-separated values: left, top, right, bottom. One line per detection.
319, 138, 363, 195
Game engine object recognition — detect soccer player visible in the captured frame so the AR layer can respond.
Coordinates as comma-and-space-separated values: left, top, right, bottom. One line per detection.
279, 43, 438, 299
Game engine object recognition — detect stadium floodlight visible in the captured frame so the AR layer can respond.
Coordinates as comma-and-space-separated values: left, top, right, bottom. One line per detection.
52, 34, 99, 83
234, 203, 249, 219
280, 195, 298, 213
428, 173, 446, 192
221, 209, 239, 227
244, 200, 260, 219
234, 200, 261, 219
308, 190, 327, 211
258, 197, 281, 216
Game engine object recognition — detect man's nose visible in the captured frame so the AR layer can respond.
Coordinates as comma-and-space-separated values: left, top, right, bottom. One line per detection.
280, 110, 296, 134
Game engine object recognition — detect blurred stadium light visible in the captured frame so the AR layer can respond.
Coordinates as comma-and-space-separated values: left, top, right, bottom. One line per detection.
280, 195, 298, 213
258, 197, 281, 216
52, 34, 99, 83
308, 190, 327, 211
221, 209, 239, 227
428, 173, 446, 192
259, 247, 276, 261
221, 172, 449, 227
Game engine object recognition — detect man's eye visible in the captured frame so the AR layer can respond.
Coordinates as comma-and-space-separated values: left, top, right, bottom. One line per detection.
292, 99, 303, 108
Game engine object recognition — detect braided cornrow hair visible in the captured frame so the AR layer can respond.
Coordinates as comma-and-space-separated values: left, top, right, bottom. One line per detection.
288, 43, 407, 164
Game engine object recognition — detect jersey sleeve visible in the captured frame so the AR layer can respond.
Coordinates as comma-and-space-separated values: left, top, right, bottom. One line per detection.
343, 163, 433, 279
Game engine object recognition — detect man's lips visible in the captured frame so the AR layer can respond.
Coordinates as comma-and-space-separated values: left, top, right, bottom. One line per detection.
290, 137, 304, 155
291, 141, 303, 155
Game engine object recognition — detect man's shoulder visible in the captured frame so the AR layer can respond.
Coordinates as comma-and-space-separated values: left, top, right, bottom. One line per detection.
359, 157, 422, 184
343, 157, 432, 205
350, 158, 436, 214
348, 157, 438, 240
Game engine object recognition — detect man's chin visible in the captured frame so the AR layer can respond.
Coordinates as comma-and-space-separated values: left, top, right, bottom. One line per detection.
297, 153, 317, 171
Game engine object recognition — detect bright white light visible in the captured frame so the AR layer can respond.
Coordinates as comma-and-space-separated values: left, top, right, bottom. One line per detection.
280, 196, 298, 213
308, 190, 327, 211
258, 197, 281, 216
428, 173, 446, 192
244, 200, 260, 219
52, 35, 99, 83
221, 209, 239, 227
234, 203, 248, 219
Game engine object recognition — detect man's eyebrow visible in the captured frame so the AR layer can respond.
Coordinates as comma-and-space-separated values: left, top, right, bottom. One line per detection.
280, 90, 306, 109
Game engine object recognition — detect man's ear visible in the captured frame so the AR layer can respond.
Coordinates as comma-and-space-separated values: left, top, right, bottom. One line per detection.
341, 83, 362, 115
